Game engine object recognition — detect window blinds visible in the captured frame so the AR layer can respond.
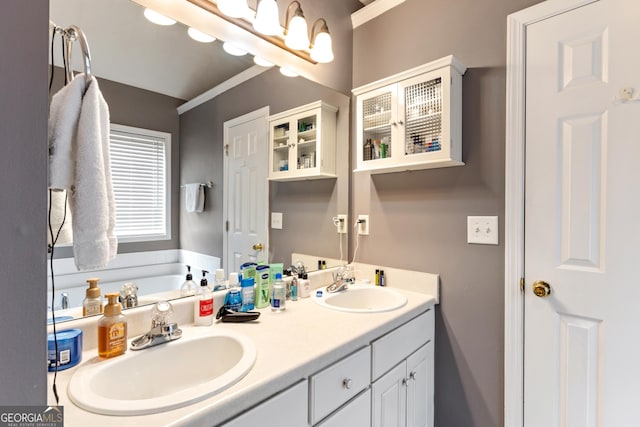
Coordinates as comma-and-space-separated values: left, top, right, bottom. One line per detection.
109, 127, 168, 239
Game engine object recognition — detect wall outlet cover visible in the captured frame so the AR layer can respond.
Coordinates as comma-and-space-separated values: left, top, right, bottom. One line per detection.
271, 212, 283, 229
357, 214, 369, 235
336, 214, 348, 234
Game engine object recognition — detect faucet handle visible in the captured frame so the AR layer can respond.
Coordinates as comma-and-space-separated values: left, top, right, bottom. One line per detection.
152, 301, 174, 327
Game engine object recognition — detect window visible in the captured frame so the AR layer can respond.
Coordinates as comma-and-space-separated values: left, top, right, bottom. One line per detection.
109, 124, 171, 242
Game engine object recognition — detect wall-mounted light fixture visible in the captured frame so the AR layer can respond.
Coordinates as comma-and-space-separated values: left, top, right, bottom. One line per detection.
309, 18, 333, 63
186, 0, 333, 65
283, 1, 309, 51
253, 0, 281, 36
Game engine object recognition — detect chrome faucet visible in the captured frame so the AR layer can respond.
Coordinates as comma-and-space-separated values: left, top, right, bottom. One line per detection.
326, 265, 354, 293
130, 301, 182, 351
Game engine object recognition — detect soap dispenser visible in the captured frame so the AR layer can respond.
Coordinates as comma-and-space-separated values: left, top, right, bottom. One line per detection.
98, 293, 127, 358
180, 265, 197, 297
82, 278, 103, 316
194, 271, 214, 326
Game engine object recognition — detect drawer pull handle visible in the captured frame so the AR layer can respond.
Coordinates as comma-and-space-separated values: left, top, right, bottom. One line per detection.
342, 378, 353, 389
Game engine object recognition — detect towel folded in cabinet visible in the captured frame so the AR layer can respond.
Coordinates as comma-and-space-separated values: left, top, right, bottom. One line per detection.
185, 183, 204, 213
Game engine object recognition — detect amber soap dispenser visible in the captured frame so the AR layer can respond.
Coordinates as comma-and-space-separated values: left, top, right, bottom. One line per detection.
98, 293, 127, 358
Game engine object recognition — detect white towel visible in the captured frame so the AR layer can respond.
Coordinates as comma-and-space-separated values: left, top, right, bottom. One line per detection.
48, 75, 85, 190
67, 76, 118, 270
185, 183, 204, 213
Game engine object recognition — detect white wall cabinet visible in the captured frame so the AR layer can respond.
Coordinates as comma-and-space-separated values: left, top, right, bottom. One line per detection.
353, 55, 466, 174
268, 100, 338, 181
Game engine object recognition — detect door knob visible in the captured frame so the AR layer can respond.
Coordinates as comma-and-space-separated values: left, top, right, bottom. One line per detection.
252, 243, 264, 251
532, 280, 551, 297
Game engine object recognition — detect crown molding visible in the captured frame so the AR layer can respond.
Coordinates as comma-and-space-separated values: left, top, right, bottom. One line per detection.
351, 0, 406, 29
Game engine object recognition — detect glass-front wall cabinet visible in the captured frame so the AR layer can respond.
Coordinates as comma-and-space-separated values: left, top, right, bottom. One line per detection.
269, 101, 337, 181
354, 56, 466, 174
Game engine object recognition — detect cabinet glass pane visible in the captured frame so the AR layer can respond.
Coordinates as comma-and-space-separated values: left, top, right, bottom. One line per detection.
296, 114, 317, 169
362, 93, 392, 162
404, 77, 442, 156
273, 123, 290, 172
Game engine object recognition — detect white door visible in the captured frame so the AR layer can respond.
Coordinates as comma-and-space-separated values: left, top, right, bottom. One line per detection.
223, 107, 269, 274
525, 1, 640, 425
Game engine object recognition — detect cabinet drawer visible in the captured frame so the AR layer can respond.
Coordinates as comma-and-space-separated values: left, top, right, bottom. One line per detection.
371, 309, 434, 380
310, 346, 371, 425
220, 380, 308, 427
316, 389, 371, 427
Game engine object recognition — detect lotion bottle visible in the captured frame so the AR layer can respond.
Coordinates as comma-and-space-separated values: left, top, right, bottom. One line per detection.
194, 271, 214, 326
180, 265, 197, 296
98, 293, 127, 358
83, 278, 103, 316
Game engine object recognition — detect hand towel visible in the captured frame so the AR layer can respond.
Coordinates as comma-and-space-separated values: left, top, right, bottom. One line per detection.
185, 183, 205, 213
48, 75, 86, 190
69, 76, 118, 270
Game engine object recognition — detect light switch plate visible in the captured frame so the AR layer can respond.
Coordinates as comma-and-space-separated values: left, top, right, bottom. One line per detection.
271, 212, 283, 229
467, 216, 499, 245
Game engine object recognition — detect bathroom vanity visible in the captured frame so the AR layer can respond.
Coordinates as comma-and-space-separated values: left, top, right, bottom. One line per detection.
47, 271, 436, 427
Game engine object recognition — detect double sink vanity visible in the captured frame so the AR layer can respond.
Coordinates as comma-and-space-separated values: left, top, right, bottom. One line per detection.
48, 265, 438, 427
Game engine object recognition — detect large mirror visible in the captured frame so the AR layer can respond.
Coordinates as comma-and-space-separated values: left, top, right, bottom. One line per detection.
48, 0, 350, 319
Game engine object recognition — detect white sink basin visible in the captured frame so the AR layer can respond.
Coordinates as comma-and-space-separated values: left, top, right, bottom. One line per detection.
68, 328, 256, 415
314, 284, 407, 313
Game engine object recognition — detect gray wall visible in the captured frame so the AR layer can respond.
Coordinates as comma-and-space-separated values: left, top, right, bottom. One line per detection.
50, 72, 183, 258
179, 68, 349, 266
0, 1, 48, 404
352, 0, 541, 425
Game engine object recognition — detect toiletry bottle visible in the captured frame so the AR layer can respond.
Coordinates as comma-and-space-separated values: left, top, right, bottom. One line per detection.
298, 273, 310, 298
214, 268, 226, 291
240, 277, 255, 312
375, 269, 380, 286
225, 272, 242, 311
271, 273, 286, 312
255, 265, 271, 309
180, 265, 197, 296
82, 278, 103, 316
290, 276, 298, 301
98, 293, 127, 358
380, 270, 386, 287
194, 272, 214, 326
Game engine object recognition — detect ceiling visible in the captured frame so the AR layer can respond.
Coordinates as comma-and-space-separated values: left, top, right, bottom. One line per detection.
50, 0, 257, 100
50, 0, 373, 101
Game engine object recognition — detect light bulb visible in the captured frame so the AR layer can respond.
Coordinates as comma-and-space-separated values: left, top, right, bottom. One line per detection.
284, 14, 309, 50
223, 42, 247, 56
187, 27, 216, 43
279, 67, 298, 77
253, 0, 281, 36
217, 0, 249, 18
143, 9, 176, 26
310, 31, 334, 63
254, 56, 274, 67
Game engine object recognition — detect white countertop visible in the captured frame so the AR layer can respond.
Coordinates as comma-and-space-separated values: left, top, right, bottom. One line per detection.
48, 288, 435, 426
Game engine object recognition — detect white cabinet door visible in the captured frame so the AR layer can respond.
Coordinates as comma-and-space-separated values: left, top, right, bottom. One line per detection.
406, 343, 434, 427
317, 389, 371, 427
372, 362, 407, 427
220, 380, 308, 427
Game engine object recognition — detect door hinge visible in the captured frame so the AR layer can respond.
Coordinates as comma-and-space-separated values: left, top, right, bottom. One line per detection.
225, 220, 229, 232
224, 144, 229, 156
520, 277, 525, 293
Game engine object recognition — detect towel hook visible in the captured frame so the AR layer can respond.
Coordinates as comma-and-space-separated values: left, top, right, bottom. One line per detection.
61, 25, 92, 85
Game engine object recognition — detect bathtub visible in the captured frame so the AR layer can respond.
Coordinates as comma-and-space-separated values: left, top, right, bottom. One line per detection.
47, 263, 188, 322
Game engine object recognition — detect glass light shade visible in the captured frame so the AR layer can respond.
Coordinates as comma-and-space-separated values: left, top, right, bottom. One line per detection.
143, 9, 176, 26
254, 56, 274, 67
217, 0, 249, 18
284, 15, 309, 50
310, 31, 334, 63
279, 67, 299, 77
187, 27, 216, 43
253, 0, 281, 36
223, 42, 247, 56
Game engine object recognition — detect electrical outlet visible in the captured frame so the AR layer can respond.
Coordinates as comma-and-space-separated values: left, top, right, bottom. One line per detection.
357, 214, 369, 235
336, 214, 348, 234
271, 212, 283, 229
467, 216, 499, 245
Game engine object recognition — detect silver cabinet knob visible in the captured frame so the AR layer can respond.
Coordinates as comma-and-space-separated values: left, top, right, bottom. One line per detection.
342, 378, 353, 389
